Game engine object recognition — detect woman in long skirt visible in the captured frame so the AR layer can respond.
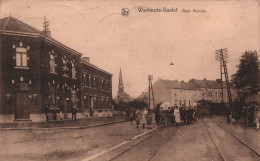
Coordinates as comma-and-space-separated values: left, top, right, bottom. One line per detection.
136, 110, 140, 128
174, 106, 181, 125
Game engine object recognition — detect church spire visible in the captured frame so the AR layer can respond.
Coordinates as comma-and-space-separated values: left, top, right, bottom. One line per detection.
118, 67, 124, 95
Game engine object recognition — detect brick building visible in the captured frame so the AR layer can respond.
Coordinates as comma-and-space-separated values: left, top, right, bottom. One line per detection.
0, 16, 112, 123
81, 57, 113, 117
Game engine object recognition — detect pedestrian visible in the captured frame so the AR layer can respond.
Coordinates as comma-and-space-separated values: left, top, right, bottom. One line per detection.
135, 110, 140, 128
45, 104, 49, 121
130, 110, 135, 125
72, 105, 77, 120
253, 103, 259, 129
242, 104, 247, 124
140, 109, 146, 128
126, 108, 130, 121
249, 103, 255, 126
174, 106, 181, 126
170, 107, 175, 126
155, 105, 161, 127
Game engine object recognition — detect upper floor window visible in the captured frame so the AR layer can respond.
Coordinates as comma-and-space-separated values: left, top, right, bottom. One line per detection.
72, 62, 76, 78
50, 53, 55, 73
89, 75, 92, 87
83, 73, 87, 86
62, 56, 69, 77
16, 47, 27, 67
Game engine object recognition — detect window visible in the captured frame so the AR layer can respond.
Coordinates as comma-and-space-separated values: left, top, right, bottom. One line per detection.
83, 73, 87, 86
71, 90, 77, 106
89, 75, 91, 87
174, 92, 177, 97
16, 47, 27, 67
62, 56, 68, 76
106, 97, 109, 109
72, 62, 76, 78
6, 94, 12, 105
33, 94, 38, 105
50, 54, 55, 73
94, 77, 96, 88
50, 86, 57, 105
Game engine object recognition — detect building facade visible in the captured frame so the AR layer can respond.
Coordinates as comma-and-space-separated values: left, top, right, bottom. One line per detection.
171, 82, 201, 107
81, 57, 113, 117
0, 16, 112, 123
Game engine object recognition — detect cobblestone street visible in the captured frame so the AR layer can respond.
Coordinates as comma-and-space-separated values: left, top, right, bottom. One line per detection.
1, 116, 259, 161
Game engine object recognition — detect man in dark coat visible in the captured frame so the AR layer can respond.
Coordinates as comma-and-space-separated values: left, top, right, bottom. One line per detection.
45, 105, 49, 121
72, 105, 77, 120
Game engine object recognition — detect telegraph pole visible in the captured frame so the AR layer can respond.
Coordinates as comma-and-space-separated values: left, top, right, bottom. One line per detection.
148, 75, 155, 110
215, 48, 232, 123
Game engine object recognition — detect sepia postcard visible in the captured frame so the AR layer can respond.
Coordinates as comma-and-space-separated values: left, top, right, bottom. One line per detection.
0, 0, 259, 161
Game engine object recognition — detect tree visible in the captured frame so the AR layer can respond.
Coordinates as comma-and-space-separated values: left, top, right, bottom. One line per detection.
231, 50, 259, 93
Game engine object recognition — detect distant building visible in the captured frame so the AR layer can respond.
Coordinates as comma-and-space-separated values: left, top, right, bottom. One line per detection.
137, 78, 238, 108
136, 79, 178, 106
171, 81, 201, 107
116, 68, 131, 102
189, 78, 237, 103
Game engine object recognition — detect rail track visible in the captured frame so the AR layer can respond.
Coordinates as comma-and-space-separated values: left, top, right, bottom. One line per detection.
108, 126, 175, 161
212, 118, 260, 157
202, 118, 260, 161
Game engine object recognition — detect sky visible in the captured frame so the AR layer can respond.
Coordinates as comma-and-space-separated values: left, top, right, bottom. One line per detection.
0, 0, 259, 97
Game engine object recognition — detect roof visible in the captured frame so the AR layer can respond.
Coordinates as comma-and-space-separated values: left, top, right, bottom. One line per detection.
0, 16, 41, 34
82, 59, 113, 76
155, 79, 200, 90
136, 92, 148, 100
0, 16, 82, 56
189, 79, 226, 89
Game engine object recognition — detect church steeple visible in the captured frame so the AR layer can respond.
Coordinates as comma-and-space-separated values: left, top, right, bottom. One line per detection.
118, 67, 124, 95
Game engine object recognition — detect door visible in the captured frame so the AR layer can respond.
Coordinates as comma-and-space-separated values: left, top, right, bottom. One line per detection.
16, 93, 29, 119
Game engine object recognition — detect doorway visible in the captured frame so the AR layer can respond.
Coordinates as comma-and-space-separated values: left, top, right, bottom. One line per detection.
16, 92, 29, 119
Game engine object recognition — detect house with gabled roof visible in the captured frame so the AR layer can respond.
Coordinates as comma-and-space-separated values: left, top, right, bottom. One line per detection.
0, 16, 113, 122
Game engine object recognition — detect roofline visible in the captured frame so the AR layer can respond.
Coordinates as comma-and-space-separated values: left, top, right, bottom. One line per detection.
171, 88, 200, 91
82, 59, 113, 76
0, 30, 83, 57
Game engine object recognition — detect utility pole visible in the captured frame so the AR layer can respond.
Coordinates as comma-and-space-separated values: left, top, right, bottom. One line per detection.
215, 48, 232, 123
43, 16, 49, 31
148, 75, 155, 110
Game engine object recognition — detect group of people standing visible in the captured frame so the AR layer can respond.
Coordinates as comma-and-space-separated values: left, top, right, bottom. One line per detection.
126, 108, 153, 128
155, 105, 196, 127
240, 103, 259, 129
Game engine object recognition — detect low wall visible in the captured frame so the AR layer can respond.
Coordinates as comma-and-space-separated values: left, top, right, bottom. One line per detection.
0, 114, 15, 123
113, 111, 126, 116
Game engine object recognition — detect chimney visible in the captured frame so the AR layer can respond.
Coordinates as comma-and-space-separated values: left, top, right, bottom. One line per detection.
45, 30, 51, 37
203, 78, 206, 81
181, 80, 184, 83
82, 57, 90, 62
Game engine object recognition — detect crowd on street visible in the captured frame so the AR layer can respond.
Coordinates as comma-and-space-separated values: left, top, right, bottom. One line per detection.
125, 104, 197, 129
231, 102, 260, 129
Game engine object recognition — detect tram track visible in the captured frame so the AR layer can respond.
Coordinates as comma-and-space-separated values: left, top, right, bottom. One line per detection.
202, 118, 260, 161
108, 126, 176, 161
211, 118, 260, 157
202, 118, 226, 161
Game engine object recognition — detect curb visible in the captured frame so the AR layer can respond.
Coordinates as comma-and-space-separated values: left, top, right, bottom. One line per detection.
0, 120, 126, 130
82, 126, 159, 161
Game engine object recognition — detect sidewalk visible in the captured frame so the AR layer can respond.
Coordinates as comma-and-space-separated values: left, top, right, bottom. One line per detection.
0, 115, 125, 129
0, 120, 158, 161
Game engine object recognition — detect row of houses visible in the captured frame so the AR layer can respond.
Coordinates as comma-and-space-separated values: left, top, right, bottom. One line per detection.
0, 16, 113, 123
136, 78, 238, 108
